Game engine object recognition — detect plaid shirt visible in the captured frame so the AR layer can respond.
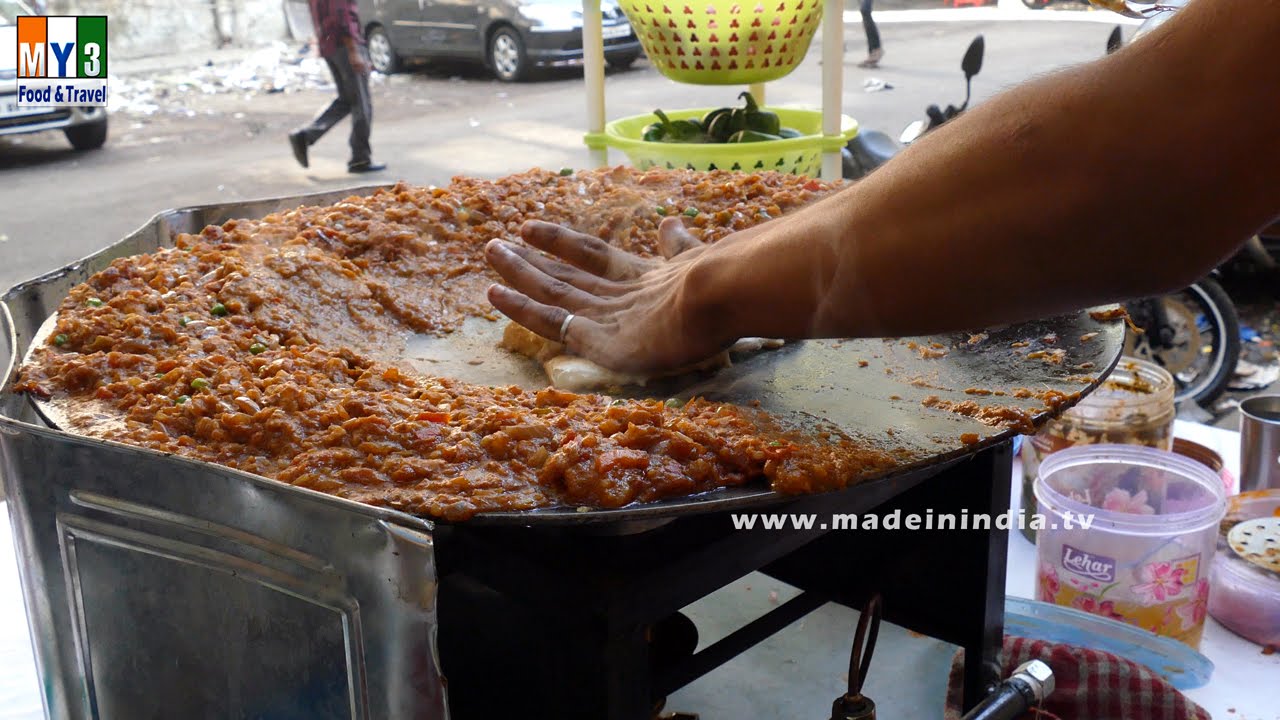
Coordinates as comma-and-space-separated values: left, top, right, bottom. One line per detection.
944, 636, 1212, 720
309, 0, 363, 57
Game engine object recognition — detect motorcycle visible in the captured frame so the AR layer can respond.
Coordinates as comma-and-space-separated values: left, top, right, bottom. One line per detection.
1022, 0, 1091, 9
842, 35, 985, 180
1124, 282, 1241, 405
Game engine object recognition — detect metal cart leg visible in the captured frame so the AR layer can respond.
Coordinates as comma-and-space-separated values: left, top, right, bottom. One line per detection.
951, 443, 1012, 711
763, 442, 1012, 712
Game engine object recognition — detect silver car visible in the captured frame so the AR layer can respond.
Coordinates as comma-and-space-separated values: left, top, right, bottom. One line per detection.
356, 0, 642, 81
0, 0, 108, 150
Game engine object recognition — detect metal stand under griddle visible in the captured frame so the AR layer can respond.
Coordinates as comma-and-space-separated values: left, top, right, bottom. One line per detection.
436, 442, 1012, 719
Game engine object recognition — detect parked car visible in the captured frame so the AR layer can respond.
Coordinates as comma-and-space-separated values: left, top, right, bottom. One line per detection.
0, 0, 108, 150
355, 0, 643, 81
1021, 0, 1091, 8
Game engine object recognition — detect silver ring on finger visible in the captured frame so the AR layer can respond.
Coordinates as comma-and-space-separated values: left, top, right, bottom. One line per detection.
558, 313, 575, 345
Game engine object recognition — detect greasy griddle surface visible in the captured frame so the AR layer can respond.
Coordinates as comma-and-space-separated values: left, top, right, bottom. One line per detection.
443, 312, 1124, 522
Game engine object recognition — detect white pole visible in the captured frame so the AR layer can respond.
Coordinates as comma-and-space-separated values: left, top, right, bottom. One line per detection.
820, 0, 844, 180
748, 82, 766, 105
583, 0, 608, 167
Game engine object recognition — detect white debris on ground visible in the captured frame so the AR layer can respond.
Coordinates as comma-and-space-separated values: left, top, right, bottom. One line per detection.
862, 77, 894, 93
107, 42, 388, 117
1230, 359, 1280, 392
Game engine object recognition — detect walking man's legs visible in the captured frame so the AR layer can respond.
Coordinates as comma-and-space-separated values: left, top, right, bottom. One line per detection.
341, 49, 374, 168
859, 0, 884, 68
289, 52, 380, 171
289, 56, 353, 168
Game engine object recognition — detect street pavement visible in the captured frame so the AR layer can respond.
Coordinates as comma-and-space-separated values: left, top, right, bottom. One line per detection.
0, 18, 1120, 292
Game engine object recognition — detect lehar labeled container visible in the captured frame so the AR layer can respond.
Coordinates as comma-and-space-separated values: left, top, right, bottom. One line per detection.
1035, 445, 1226, 650
1020, 356, 1176, 542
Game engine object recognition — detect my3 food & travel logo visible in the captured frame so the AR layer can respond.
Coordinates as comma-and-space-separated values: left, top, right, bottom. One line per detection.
11, 16, 107, 107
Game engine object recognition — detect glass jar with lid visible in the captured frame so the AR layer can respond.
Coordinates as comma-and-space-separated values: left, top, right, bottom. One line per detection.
1020, 356, 1176, 541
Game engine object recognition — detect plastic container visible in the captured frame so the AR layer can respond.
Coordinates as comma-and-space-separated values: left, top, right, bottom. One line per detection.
1034, 445, 1227, 650
1020, 356, 1176, 541
1207, 490, 1280, 647
1172, 437, 1235, 496
617, 0, 824, 85
1004, 597, 1214, 690
595, 106, 857, 177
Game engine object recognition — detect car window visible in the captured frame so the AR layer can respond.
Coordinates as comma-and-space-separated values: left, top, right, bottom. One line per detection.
1, 0, 36, 24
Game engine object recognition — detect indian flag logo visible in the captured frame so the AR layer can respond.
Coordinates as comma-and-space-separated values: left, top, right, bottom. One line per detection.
17, 16, 106, 78
13, 16, 108, 107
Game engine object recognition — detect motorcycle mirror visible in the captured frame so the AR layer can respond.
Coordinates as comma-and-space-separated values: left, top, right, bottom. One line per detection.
925, 104, 947, 130
899, 120, 925, 144
958, 35, 984, 112
961, 35, 985, 79
1106, 25, 1123, 55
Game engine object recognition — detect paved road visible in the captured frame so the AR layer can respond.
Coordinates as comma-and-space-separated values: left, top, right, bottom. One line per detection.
0, 19, 1117, 291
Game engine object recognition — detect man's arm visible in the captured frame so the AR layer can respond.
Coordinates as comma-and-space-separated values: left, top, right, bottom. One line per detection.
694, 0, 1280, 341
486, 0, 1280, 373
345, 35, 370, 74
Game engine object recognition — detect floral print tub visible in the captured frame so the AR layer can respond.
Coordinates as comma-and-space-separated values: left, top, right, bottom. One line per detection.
1033, 445, 1226, 649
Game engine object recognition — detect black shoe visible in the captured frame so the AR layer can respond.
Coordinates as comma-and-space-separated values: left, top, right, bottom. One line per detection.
288, 131, 308, 168
347, 160, 386, 174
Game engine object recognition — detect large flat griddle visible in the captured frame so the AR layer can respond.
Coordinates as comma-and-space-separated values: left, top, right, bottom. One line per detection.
12, 185, 1125, 525
25, 307, 1123, 525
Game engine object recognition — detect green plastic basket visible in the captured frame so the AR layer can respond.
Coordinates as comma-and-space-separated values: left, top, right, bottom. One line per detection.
617, 0, 824, 85
590, 107, 858, 177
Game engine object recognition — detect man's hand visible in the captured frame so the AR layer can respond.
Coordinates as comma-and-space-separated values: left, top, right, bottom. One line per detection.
486, 219, 734, 373
350, 47, 371, 75
346, 38, 371, 75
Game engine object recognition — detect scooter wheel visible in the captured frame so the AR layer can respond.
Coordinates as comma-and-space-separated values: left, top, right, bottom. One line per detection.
1125, 277, 1240, 407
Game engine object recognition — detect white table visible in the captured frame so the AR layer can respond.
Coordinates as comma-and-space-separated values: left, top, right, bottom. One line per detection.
2, 420, 1277, 718
1007, 420, 1280, 720
0, 507, 41, 720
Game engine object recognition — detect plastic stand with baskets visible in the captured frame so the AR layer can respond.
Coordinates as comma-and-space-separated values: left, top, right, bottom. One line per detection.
580, 0, 853, 180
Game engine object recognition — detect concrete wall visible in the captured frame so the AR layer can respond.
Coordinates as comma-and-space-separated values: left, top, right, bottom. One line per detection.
45, 0, 301, 59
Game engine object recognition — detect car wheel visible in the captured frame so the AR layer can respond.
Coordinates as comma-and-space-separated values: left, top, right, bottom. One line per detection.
64, 116, 107, 151
1021, 0, 1050, 7
367, 25, 399, 74
488, 26, 528, 82
606, 51, 639, 71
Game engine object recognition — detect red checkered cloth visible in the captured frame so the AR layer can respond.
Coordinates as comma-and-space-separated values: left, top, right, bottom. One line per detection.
943, 636, 1211, 720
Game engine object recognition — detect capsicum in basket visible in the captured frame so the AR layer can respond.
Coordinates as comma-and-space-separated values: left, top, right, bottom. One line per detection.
642, 109, 706, 143
728, 129, 783, 143
703, 104, 738, 142
733, 92, 781, 137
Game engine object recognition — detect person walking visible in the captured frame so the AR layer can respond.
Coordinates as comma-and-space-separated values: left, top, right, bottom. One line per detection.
858, 0, 883, 68
288, 0, 385, 173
